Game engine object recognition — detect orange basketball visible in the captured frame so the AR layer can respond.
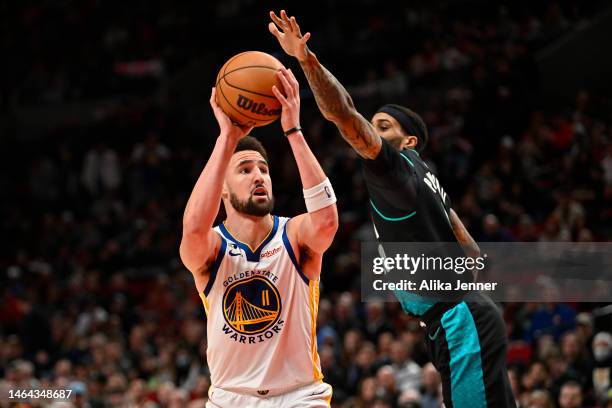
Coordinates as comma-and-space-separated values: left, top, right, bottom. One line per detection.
215, 51, 285, 127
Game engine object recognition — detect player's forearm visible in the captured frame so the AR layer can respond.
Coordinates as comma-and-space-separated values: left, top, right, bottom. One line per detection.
286, 130, 338, 228
286, 130, 326, 188
298, 51, 381, 159
449, 210, 480, 258
183, 134, 238, 234
298, 51, 354, 122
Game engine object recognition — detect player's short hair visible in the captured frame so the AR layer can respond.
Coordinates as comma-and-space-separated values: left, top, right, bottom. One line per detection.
377, 104, 429, 152
235, 136, 268, 162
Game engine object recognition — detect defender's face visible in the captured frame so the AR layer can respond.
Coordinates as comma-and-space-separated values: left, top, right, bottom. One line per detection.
372, 112, 405, 147
371, 112, 418, 151
224, 150, 273, 216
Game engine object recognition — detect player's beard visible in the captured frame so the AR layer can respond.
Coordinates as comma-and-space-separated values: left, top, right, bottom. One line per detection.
229, 191, 274, 217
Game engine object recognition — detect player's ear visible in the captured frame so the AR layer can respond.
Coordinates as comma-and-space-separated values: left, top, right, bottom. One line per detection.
221, 181, 229, 200
402, 135, 418, 150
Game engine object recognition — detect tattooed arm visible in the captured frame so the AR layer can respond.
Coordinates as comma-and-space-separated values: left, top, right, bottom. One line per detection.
269, 10, 382, 159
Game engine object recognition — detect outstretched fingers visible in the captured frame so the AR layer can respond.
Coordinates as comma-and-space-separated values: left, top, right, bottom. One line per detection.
280, 9, 291, 27
268, 22, 282, 38
269, 11, 284, 29
272, 85, 288, 106
289, 16, 301, 36
276, 69, 295, 100
281, 69, 299, 96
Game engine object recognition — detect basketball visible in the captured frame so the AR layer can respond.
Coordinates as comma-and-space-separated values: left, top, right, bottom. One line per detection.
215, 51, 285, 127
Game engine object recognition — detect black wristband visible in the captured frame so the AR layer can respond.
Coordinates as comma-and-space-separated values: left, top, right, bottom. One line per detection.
283, 126, 302, 137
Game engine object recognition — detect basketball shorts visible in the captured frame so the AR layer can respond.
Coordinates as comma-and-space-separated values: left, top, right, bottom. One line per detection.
206, 381, 332, 408
424, 292, 516, 408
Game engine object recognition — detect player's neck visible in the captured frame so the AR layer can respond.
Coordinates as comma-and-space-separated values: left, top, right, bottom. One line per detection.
224, 213, 274, 250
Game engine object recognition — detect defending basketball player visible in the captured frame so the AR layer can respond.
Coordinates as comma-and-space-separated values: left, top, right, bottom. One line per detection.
269, 10, 516, 408
180, 68, 337, 407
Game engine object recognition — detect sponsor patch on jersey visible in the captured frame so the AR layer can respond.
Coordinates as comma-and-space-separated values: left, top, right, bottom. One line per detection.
260, 245, 282, 260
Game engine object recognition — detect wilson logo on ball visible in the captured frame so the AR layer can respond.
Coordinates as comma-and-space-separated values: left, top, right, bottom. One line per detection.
236, 95, 281, 116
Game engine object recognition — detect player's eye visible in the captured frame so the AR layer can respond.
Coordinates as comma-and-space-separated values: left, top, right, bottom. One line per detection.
260, 167, 269, 174
240, 168, 250, 174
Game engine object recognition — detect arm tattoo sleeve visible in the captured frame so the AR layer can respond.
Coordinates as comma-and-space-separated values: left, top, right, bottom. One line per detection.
299, 52, 381, 159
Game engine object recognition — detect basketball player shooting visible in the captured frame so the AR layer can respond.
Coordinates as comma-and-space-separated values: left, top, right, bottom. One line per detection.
180, 68, 337, 406
269, 10, 516, 408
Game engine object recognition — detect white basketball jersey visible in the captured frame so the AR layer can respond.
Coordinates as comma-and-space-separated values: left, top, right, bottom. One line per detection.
199, 216, 323, 394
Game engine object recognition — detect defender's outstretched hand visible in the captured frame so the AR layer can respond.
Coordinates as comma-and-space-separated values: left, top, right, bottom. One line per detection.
269, 10, 310, 62
209, 87, 253, 140
271, 67, 301, 132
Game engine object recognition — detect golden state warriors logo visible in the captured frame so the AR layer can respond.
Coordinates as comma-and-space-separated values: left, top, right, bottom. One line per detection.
223, 276, 281, 335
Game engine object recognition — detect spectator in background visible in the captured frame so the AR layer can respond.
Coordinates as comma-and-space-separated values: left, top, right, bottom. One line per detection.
345, 376, 377, 408
398, 388, 424, 408
320, 344, 347, 400
575, 313, 594, 350
130, 131, 171, 204
592, 332, 612, 399
347, 342, 378, 395
560, 331, 592, 385
125, 378, 148, 407
522, 361, 551, 392
364, 302, 393, 343
558, 381, 583, 408
480, 213, 516, 241
524, 302, 576, 344
334, 292, 363, 339
81, 142, 121, 195
420, 363, 442, 408
390, 339, 421, 393
376, 365, 399, 403
317, 299, 339, 349
68, 380, 89, 408
527, 389, 554, 408
552, 190, 585, 240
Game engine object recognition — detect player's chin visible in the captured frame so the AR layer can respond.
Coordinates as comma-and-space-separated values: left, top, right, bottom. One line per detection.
251, 194, 274, 212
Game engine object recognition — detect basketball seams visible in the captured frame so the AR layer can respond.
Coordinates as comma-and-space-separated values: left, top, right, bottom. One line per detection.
217, 79, 275, 125
215, 51, 249, 87
220, 66, 281, 99
223, 80, 278, 100
223, 51, 250, 77
221, 65, 280, 79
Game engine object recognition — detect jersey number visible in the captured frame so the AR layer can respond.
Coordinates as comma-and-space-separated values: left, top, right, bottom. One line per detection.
424, 171, 451, 226
424, 172, 447, 204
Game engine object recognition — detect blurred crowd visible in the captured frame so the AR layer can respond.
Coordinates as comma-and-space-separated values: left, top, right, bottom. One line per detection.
2, 1, 612, 407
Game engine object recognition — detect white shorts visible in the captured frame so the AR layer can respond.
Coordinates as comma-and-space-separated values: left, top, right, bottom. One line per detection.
206, 381, 332, 408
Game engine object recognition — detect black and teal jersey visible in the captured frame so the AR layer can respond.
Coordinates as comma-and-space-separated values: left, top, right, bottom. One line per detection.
362, 139, 516, 407
361, 138, 456, 243
361, 138, 469, 311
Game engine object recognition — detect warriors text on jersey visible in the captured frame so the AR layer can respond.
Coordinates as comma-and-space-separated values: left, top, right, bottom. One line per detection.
197, 216, 323, 394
